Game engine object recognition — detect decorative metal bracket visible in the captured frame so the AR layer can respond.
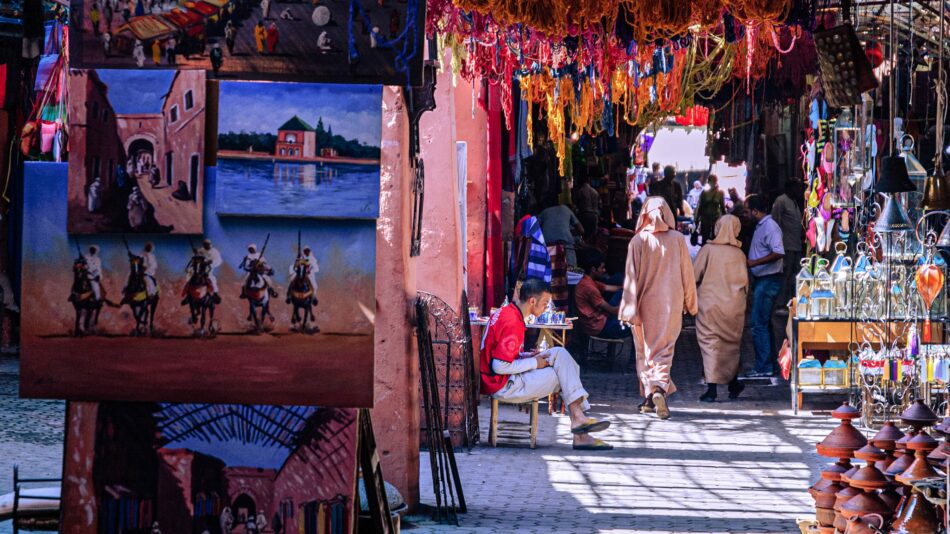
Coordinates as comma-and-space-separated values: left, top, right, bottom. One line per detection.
407, 59, 438, 257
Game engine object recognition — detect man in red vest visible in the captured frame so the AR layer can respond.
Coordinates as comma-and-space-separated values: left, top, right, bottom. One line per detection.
480, 279, 612, 450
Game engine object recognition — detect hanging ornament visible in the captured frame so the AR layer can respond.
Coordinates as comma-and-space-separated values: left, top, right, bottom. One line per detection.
915, 263, 944, 342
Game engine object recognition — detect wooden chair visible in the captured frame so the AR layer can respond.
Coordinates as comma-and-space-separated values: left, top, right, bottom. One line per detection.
488, 397, 539, 449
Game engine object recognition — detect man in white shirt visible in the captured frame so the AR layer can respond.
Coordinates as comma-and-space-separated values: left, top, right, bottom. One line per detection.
141, 242, 158, 296
199, 239, 222, 302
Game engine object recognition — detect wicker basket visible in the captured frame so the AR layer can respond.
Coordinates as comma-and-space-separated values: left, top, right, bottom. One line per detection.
796, 517, 819, 534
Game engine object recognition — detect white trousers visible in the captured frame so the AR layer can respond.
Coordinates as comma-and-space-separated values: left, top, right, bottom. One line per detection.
493, 347, 591, 411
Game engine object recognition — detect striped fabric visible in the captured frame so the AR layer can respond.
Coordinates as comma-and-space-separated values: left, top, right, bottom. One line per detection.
512, 215, 552, 283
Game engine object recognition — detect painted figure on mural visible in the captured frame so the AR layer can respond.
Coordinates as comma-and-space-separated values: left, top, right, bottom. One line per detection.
287, 244, 319, 333
199, 239, 222, 301
85, 177, 102, 213
266, 22, 279, 54
240, 243, 277, 299
84, 245, 104, 301
254, 21, 266, 53
210, 43, 223, 76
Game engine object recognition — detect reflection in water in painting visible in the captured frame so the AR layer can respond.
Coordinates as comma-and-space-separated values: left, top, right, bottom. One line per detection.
216, 158, 380, 218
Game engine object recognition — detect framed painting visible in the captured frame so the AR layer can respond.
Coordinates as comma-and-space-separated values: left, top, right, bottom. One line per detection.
68, 0, 425, 85
20, 163, 375, 406
215, 81, 381, 219
67, 68, 206, 234
61, 402, 359, 534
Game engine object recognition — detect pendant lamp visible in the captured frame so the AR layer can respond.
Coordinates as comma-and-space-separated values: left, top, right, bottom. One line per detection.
921, 171, 950, 211
874, 156, 915, 234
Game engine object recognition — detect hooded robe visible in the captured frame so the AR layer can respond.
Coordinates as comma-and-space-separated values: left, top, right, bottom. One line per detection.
693, 214, 748, 384
619, 197, 698, 396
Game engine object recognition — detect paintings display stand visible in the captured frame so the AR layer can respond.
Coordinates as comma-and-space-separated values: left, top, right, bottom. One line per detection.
415, 297, 465, 524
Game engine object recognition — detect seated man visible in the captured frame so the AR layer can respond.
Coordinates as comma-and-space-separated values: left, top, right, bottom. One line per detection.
575, 251, 627, 341
480, 279, 613, 450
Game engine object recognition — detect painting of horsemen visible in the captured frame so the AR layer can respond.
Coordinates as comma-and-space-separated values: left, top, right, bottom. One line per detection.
68, 68, 206, 234
20, 163, 375, 406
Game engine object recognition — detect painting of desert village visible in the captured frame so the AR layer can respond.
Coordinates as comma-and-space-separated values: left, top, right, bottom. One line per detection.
215, 81, 381, 219
61, 402, 359, 534
68, 68, 206, 234
69, 0, 424, 84
20, 163, 376, 406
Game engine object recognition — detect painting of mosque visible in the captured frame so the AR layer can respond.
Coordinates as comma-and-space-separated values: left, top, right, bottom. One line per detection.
19, 163, 375, 406
61, 402, 359, 534
67, 68, 205, 234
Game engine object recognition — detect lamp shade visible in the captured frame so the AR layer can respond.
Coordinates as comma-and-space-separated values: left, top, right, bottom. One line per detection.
877, 156, 916, 193
922, 171, 950, 211
874, 194, 912, 233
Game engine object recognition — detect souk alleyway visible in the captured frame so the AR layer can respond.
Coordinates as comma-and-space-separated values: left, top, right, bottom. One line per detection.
406, 322, 840, 534
0, 320, 839, 534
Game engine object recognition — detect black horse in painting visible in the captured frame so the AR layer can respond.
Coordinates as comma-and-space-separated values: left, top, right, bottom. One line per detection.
120, 253, 159, 336
288, 257, 318, 333
67, 257, 103, 336
181, 254, 217, 336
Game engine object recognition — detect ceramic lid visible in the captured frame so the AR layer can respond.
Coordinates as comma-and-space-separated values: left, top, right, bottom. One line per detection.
896, 457, 942, 484
870, 421, 905, 450
848, 465, 890, 491
820, 459, 853, 481
854, 443, 887, 463
884, 453, 915, 478
906, 431, 939, 453
840, 491, 892, 519
832, 402, 862, 421
817, 420, 868, 458
901, 400, 939, 427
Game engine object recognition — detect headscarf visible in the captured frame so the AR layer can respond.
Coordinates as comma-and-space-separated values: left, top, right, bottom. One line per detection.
708, 214, 742, 248
635, 196, 675, 234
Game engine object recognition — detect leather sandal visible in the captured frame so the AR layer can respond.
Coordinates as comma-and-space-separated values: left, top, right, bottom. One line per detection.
652, 391, 670, 420
571, 418, 611, 434
573, 438, 614, 451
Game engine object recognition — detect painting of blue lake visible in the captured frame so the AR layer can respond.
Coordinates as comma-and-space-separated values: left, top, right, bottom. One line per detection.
215, 158, 381, 219
215, 81, 382, 219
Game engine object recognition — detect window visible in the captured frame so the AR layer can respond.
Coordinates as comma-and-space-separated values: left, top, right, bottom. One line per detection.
169, 105, 179, 123
184, 90, 194, 111
280, 148, 285, 155
286, 133, 297, 144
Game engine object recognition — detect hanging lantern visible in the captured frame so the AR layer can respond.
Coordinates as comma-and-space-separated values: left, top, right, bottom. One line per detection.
875, 155, 917, 259
916, 263, 944, 342
832, 107, 863, 206
921, 171, 950, 211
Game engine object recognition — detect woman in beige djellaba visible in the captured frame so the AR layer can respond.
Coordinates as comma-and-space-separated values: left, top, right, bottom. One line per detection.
692, 214, 748, 403
619, 197, 697, 420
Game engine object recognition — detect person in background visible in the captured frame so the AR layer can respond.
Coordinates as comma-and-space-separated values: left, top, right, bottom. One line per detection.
574, 175, 600, 240
575, 251, 628, 342
686, 180, 703, 211
254, 21, 266, 53
771, 179, 804, 305
694, 174, 725, 244
693, 215, 748, 402
151, 39, 162, 65
648, 165, 684, 219
649, 162, 662, 185
480, 279, 613, 450
742, 194, 785, 378
619, 197, 697, 420
536, 200, 584, 267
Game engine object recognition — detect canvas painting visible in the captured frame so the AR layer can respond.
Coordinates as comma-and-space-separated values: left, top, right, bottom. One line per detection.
61, 402, 359, 534
68, 68, 206, 234
216, 81, 381, 219
21, 163, 375, 406
69, 0, 425, 85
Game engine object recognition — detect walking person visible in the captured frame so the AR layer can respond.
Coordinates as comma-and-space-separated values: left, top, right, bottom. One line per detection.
693, 214, 749, 402
151, 39, 162, 64
103, 1, 113, 30
694, 174, 725, 244
265, 22, 279, 54
254, 21, 266, 53
90, 3, 102, 35
648, 165, 684, 219
771, 179, 804, 305
165, 36, 176, 64
742, 194, 785, 378
224, 20, 236, 54
210, 42, 223, 76
573, 175, 600, 240
619, 197, 698, 419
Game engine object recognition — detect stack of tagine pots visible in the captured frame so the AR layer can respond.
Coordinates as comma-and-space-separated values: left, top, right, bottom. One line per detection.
839, 442, 893, 530
869, 422, 905, 513
814, 402, 867, 534
927, 412, 950, 470
890, 399, 942, 533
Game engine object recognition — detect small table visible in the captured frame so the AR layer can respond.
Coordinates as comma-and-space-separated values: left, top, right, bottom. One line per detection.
526, 322, 573, 348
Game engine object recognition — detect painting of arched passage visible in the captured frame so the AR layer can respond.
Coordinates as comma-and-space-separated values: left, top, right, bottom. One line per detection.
61, 402, 359, 534
67, 68, 206, 234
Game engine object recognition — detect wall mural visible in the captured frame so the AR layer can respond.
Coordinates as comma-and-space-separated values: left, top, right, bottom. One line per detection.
20, 162, 376, 406
68, 68, 206, 234
68, 0, 425, 85
61, 402, 359, 534
215, 81, 381, 219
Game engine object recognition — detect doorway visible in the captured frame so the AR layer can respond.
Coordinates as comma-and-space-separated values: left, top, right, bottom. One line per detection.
189, 154, 200, 203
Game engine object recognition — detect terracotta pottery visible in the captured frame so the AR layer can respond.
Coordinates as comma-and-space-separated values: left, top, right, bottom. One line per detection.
878, 484, 902, 511
895, 432, 941, 485
814, 479, 841, 509
871, 421, 905, 450
833, 485, 862, 532
843, 513, 886, 534
818, 526, 835, 534
900, 400, 939, 428
885, 430, 917, 479
815, 506, 836, 527
840, 491, 892, 521
890, 487, 940, 534
817, 417, 867, 458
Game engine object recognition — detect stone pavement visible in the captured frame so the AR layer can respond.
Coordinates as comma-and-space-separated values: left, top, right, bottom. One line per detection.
406, 324, 843, 534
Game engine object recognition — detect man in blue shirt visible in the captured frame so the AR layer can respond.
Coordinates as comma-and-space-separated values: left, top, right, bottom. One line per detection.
743, 194, 785, 378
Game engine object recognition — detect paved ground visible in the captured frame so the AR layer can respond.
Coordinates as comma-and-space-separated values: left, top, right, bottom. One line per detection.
0, 319, 845, 533
406, 323, 843, 534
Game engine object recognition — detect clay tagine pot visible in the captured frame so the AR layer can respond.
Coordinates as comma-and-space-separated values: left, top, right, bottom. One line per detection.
927, 416, 950, 468
871, 421, 904, 471
885, 430, 917, 482
895, 431, 942, 485
840, 444, 894, 524
900, 399, 939, 428
817, 403, 867, 458
890, 485, 940, 534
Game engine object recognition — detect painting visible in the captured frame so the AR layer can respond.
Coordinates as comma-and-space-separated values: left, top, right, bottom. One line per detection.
216, 81, 381, 219
68, 0, 425, 85
20, 163, 375, 406
68, 68, 206, 234
61, 402, 359, 534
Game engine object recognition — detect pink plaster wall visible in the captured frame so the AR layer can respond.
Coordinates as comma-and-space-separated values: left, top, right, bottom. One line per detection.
417, 63, 464, 309
454, 78, 489, 314
372, 86, 420, 509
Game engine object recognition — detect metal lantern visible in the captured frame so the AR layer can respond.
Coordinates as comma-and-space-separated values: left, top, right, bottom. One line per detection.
811, 259, 835, 319
898, 135, 927, 221
831, 243, 853, 318
833, 107, 863, 206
